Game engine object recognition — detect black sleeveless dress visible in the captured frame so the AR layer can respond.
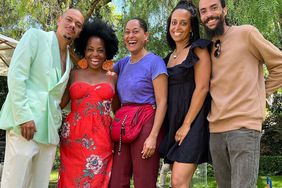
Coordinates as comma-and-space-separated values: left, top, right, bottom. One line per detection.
159, 39, 212, 164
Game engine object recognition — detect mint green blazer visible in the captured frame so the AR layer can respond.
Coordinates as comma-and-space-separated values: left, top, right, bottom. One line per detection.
0, 28, 72, 145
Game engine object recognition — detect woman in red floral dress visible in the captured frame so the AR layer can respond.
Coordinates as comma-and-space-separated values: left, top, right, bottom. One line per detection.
58, 18, 119, 188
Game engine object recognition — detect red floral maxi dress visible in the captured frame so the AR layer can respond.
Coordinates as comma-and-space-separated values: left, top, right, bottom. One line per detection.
58, 82, 114, 188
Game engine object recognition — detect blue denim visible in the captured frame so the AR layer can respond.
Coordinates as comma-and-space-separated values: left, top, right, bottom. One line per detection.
210, 128, 262, 188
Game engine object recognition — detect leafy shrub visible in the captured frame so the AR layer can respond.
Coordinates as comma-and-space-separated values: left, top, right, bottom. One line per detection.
259, 155, 282, 176
207, 163, 214, 177
207, 155, 282, 177
261, 92, 282, 155
52, 148, 60, 170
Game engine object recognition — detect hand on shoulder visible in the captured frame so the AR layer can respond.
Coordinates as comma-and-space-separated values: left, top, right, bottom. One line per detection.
106, 71, 117, 84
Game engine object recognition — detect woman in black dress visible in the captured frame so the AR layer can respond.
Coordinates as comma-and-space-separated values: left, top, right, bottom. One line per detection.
159, 1, 211, 187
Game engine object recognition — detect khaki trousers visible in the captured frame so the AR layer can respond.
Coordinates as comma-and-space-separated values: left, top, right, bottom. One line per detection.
1, 130, 56, 188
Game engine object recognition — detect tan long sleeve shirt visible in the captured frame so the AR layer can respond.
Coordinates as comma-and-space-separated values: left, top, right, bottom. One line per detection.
208, 25, 282, 133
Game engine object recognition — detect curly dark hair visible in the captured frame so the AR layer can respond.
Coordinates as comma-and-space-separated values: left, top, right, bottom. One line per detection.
167, 0, 200, 50
74, 18, 118, 60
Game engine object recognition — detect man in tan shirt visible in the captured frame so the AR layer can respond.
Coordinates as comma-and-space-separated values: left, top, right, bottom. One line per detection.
199, 0, 282, 187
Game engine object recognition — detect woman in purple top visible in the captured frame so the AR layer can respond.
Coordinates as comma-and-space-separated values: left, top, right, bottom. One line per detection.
109, 18, 168, 188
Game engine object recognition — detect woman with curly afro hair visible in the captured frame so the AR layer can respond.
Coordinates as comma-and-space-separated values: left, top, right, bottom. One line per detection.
58, 18, 119, 188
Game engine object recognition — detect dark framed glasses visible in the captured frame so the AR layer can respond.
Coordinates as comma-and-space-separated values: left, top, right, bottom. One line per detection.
214, 40, 221, 58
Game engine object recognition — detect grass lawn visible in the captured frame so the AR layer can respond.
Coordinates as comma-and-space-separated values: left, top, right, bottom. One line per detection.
195, 176, 282, 188
49, 171, 58, 186
49, 170, 282, 188
257, 176, 282, 188
193, 176, 282, 188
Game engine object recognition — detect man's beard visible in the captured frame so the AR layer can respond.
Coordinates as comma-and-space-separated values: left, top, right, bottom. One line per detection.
203, 15, 225, 38
63, 35, 72, 41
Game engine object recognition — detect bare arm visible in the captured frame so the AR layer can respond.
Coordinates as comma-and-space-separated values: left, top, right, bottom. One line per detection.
60, 84, 70, 109
176, 47, 211, 145
110, 73, 121, 113
60, 70, 74, 109
142, 74, 168, 159
111, 94, 121, 113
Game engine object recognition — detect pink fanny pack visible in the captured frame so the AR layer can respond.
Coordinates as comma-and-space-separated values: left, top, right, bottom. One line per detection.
110, 104, 155, 154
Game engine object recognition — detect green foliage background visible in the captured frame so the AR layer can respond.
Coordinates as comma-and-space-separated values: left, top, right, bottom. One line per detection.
0, 0, 281, 157
1, 0, 281, 56
259, 156, 282, 175
261, 92, 282, 156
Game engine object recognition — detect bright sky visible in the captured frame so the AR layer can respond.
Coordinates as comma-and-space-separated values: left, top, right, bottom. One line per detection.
111, 0, 123, 13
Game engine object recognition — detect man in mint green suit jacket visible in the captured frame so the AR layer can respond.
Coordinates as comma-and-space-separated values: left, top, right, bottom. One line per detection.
0, 9, 84, 188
